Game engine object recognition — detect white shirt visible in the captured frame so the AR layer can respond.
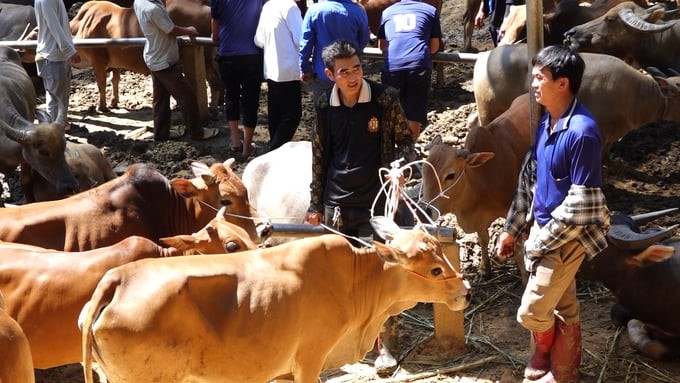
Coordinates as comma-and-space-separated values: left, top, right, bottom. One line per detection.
254, 0, 302, 82
134, 0, 179, 72
34, 0, 76, 62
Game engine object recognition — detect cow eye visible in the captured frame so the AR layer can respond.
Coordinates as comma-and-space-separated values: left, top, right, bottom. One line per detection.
220, 199, 233, 207
37, 146, 50, 157
431, 267, 443, 277
444, 173, 456, 181
225, 241, 239, 252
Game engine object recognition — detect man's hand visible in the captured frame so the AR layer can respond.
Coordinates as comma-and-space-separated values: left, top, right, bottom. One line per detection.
496, 231, 515, 260
305, 212, 323, 225
185, 26, 198, 37
70, 53, 81, 64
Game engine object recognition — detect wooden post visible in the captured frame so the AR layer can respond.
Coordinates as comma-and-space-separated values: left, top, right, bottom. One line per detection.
180, 44, 208, 120
433, 240, 466, 350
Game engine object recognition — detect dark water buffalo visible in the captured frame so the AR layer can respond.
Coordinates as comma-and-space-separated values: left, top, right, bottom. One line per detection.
499, 0, 648, 45
0, 47, 79, 199
473, 44, 680, 157
579, 209, 680, 359
565, 1, 680, 74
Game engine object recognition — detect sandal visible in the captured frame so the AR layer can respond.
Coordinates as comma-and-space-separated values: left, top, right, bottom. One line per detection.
191, 127, 219, 140
156, 126, 185, 141
230, 144, 243, 153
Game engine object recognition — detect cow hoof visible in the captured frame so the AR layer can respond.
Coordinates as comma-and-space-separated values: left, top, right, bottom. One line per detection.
374, 346, 398, 375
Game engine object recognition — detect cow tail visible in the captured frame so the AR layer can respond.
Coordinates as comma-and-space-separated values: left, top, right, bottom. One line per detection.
81, 271, 120, 383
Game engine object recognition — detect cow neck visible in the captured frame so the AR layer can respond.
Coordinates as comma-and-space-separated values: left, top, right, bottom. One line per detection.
172, 190, 209, 235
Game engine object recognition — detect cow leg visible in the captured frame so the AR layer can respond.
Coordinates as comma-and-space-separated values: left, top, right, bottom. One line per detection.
93, 63, 110, 112
111, 69, 120, 109
478, 230, 492, 279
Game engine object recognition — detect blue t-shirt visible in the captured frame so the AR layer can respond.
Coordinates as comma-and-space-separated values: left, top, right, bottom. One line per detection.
299, 0, 370, 82
210, 0, 265, 56
377, 0, 442, 71
533, 100, 603, 226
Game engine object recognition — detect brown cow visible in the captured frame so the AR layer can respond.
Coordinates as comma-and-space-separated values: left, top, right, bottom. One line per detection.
81, 218, 470, 383
70, 0, 222, 112
0, 211, 256, 369
422, 93, 531, 279
0, 291, 34, 383
0, 159, 259, 251
26, 141, 117, 202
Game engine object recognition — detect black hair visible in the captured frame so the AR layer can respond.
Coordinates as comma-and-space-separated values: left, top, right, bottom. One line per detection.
532, 45, 585, 94
321, 39, 360, 72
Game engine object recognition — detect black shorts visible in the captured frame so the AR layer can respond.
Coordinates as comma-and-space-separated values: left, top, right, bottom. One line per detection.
381, 68, 431, 125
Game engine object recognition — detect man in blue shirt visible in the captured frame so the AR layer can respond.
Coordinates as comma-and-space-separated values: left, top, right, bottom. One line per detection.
299, 0, 370, 103
211, 0, 265, 157
496, 45, 609, 383
377, 0, 442, 139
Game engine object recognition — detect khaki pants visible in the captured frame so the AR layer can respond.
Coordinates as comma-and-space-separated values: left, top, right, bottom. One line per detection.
517, 230, 585, 333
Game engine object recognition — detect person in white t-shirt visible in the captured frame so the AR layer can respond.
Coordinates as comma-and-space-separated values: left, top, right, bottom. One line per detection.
254, 0, 303, 151
34, 0, 80, 126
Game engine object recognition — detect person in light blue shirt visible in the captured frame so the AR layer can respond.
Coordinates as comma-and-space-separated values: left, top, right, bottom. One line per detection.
299, 0, 370, 103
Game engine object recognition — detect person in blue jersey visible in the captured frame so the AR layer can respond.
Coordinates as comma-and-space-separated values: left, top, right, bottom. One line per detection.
496, 45, 609, 383
211, 0, 265, 158
255, 0, 303, 152
299, 0, 370, 104
377, 0, 441, 139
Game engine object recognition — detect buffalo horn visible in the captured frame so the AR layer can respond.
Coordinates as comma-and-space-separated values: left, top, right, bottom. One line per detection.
0, 117, 37, 144
631, 208, 678, 225
49, 90, 69, 128
619, 8, 676, 33
607, 223, 678, 250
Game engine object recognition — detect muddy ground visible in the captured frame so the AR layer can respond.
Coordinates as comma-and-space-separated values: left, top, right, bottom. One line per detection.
3, 0, 679, 382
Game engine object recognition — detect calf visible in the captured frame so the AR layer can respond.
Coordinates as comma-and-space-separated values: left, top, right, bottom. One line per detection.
0, 210, 256, 369
81, 218, 470, 383
26, 141, 117, 202
0, 291, 34, 383
422, 93, 531, 279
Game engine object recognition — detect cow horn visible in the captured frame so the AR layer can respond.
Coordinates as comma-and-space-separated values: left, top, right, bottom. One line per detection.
0, 117, 37, 144
51, 91, 69, 128
607, 223, 678, 250
631, 208, 678, 225
619, 8, 675, 33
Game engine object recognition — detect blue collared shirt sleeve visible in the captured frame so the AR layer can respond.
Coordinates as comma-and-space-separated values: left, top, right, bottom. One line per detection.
299, 10, 315, 74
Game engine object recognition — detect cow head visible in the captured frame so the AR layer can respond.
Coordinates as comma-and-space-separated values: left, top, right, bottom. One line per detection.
0, 93, 79, 198
159, 207, 257, 254
564, 2, 675, 61
169, 159, 259, 242
421, 135, 494, 218
370, 216, 471, 311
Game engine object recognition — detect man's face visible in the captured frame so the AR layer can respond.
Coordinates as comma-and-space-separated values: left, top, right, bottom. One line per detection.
325, 55, 363, 98
531, 66, 567, 107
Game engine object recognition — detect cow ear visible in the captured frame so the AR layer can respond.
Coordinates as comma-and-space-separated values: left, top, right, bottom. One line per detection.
170, 178, 199, 197
372, 241, 403, 264
370, 216, 401, 242
424, 134, 443, 151
191, 161, 211, 177
159, 235, 198, 250
465, 152, 495, 168
626, 244, 675, 267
